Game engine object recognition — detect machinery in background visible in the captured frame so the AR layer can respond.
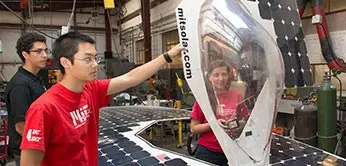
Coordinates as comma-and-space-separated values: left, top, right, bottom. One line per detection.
174, 72, 195, 109
155, 69, 195, 109
157, 69, 185, 100
0, 117, 8, 166
0, 79, 7, 166
0, 82, 6, 104
37, 59, 63, 89
175, 73, 183, 93
104, 58, 194, 108
47, 69, 62, 86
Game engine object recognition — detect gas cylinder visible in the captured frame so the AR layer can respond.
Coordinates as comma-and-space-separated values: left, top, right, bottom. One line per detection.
294, 98, 317, 146
317, 73, 337, 153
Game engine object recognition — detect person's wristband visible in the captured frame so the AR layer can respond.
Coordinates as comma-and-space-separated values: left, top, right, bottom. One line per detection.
163, 52, 173, 63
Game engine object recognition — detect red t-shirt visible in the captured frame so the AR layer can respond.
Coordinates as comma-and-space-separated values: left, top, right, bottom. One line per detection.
21, 80, 110, 166
190, 90, 249, 153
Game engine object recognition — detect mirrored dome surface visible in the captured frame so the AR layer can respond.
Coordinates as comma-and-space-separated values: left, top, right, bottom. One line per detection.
198, 0, 284, 140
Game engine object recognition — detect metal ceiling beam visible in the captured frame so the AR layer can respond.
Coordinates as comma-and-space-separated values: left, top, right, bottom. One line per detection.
0, 22, 118, 33
0, 1, 108, 11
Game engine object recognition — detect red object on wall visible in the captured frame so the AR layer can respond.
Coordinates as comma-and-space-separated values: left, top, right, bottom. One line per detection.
20, 0, 29, 8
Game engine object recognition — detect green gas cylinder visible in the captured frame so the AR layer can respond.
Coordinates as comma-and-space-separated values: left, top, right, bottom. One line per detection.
317, 74, 337, 153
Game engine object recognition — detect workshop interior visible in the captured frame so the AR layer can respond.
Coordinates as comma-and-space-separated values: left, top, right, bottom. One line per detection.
0, 0, 346, 165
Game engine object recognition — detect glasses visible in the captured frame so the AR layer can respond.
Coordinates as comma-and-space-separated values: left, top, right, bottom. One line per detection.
74, 56, 101, 64
29, 48, 51, 56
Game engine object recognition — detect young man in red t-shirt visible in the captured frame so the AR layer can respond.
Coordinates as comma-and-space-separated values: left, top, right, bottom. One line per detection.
20, 32, 183, 166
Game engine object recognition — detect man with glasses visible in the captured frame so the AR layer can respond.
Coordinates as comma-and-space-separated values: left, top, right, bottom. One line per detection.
5, 33, 49, 166
19, 32, 183, 166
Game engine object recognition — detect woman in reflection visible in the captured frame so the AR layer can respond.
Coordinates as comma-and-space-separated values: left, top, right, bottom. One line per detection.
190, 59, 249, 166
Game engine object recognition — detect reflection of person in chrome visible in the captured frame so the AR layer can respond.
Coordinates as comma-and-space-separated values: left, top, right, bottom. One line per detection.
190, 59, 249, 166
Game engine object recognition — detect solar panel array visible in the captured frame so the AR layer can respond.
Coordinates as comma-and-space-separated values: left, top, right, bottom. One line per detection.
257, 0, 313, 88
270, 135, 346, 165
98, 106, 190, 166
98, 106, 346, 165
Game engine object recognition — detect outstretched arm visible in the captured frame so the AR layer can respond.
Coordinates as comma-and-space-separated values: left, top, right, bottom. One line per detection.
107, 44, 183, 95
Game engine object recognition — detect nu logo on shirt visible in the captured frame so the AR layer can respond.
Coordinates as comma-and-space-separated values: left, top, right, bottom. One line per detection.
70, 104, 91, 128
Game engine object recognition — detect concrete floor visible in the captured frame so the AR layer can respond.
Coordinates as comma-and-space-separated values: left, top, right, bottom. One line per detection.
5, 161, 14, 166
3, 156, 15, 166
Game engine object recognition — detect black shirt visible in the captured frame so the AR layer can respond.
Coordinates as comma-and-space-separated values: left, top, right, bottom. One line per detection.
5, 67, 46, 155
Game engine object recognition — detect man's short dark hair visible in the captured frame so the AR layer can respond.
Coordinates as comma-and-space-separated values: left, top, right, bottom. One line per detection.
16, 33, 46, 62
52, 31, 95, 74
